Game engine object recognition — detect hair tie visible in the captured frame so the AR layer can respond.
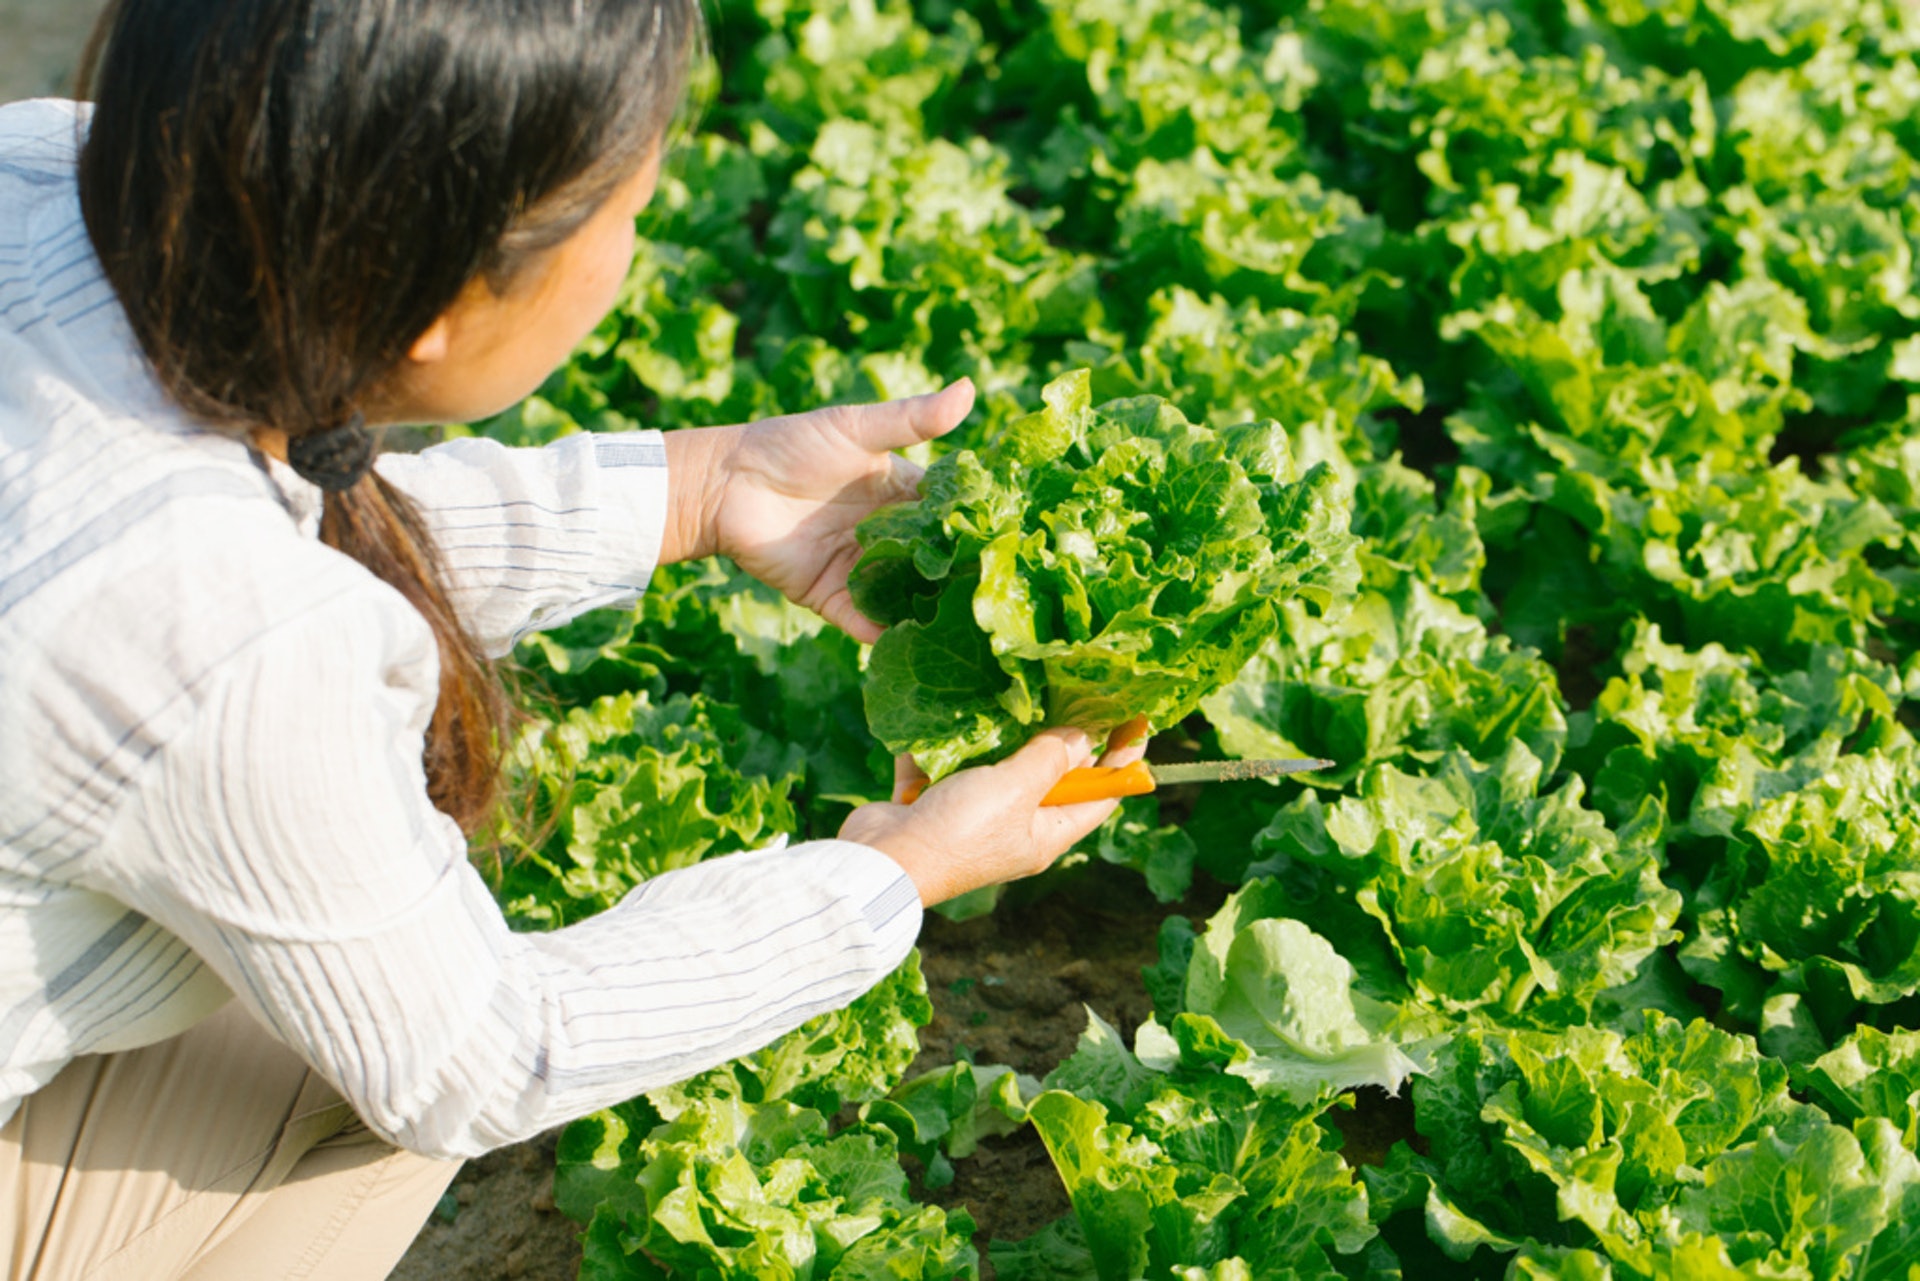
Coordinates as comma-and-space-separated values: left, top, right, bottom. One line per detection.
288, 414, 375, 492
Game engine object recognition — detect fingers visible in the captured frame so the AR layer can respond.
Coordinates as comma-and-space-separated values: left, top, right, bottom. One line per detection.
816, 588, 885, 645
1031, 795, 1121, 854
883, 452, 928, 504
1102, 716, 1151, 767
991, 726, 1099, 807
843, 378, 975, 456
893, 753, 929, 804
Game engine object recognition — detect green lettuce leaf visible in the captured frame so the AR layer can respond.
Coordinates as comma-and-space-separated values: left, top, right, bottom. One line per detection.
1390, 1015, 1886, 1274
1682, 746, 1920, 1043
490, 691, 804, 930
1203, 460, 1566, 790
852, 369, 1359, 778
1133, 884, 1432, 1107
1568, 620, 1909, 841
1014, 1069, 1372, 1279
648, 952, 933, 1121
1254, 744, 1680, 1023
1073, 287, 1422, 469
562, 1096, 979, 1281
1799, 1026, 1920, 1148
860, 1059, 1037, 1189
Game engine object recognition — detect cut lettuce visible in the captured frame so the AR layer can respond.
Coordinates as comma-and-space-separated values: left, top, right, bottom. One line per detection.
851, 369, 1359, 778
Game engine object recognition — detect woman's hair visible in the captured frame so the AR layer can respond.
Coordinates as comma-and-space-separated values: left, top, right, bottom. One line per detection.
76, 0, 704, 833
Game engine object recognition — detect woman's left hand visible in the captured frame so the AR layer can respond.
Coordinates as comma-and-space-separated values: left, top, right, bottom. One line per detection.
660, 379, 974, 642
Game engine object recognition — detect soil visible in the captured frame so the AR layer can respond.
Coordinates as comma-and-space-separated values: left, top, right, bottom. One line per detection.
394, 1133, 581, 1281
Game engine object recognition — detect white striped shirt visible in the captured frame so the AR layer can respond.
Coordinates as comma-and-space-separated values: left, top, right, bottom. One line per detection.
0, 99, 921, 1159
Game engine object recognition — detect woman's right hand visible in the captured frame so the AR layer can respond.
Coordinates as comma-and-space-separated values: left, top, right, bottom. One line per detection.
838, 726, 1148, 907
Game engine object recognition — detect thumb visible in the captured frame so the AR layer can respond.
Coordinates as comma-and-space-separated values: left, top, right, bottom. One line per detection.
984, 726, 1099, 807
845, 378, 975, 455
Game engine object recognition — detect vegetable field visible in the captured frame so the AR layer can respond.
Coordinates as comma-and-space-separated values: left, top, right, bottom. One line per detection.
461, 0, 1920, 1277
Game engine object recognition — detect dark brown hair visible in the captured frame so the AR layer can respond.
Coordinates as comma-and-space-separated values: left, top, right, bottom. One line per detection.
77, 0, 702, 832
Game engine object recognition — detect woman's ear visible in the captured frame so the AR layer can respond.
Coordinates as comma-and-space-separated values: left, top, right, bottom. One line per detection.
408, 313, 454, 364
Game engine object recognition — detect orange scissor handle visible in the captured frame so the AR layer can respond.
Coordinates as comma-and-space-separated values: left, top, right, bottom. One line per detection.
1042, 760, 1157, 805
899, 759, 1156, 806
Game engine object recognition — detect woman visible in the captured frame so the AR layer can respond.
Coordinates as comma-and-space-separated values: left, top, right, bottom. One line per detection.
0, 0, 1135, 1275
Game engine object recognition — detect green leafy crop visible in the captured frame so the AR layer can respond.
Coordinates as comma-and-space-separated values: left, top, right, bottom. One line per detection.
1134, 884, 1434, 1108
1203, 459, 1568, 789
850, 369, 1359, 778
1385, 1015, 1920, 1278
997, 1011, 1377, 1281
1255, 744, 1681, 1024
461, 0, 1920, 1274
490, 691, 804, 930
1683, 745, 1920, 1045
559, 1096, 979, 1281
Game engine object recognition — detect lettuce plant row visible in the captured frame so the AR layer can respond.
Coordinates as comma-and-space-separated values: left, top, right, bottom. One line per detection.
463, 0, 1920, 1276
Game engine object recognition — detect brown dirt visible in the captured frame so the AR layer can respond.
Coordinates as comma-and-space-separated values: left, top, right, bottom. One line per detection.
1328, 1087, 1425, 1169
392, 1131, 583, 1281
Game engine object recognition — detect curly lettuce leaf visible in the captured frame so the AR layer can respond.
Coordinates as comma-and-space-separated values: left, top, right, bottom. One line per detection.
1003, 1009, 1374, 1280
1568, 620, 1910, 840
561, 1096, 979, 1281
1798, 1026, 1920, 1149
491, 691, 804, 930
860, 1059, 1037, 1189
1254, 744, 1680, 1023
1682, 746, 1920, 1041
1203, 459, 1567, 789
1385, 1015, 1895, 1274
853, 369, 1359, 778
1073, 287, 1422, 469
647, 952, 934, 1121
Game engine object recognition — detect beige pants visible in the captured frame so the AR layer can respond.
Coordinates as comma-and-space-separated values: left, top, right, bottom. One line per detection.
0, 1003, 460, 1281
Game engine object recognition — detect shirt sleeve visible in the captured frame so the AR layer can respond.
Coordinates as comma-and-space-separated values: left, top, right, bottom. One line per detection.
372, 431, 671, 657
101, 580, 922, 1159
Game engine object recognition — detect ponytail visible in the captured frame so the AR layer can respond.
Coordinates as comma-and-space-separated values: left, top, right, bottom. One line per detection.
324, 476, 510, 833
